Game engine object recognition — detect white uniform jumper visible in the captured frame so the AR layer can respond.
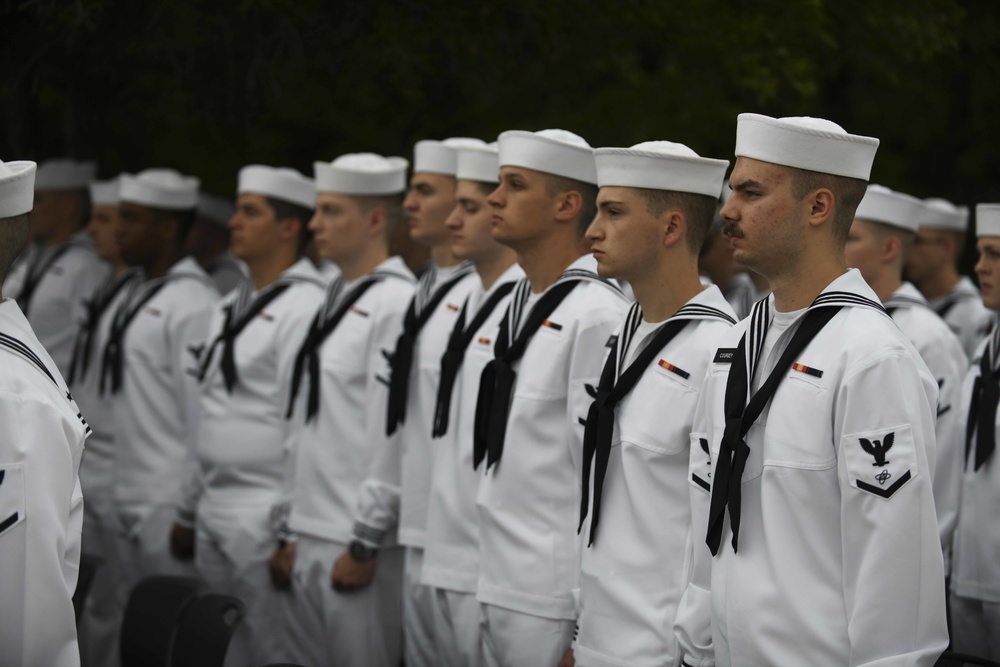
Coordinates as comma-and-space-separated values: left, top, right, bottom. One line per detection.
677, 269, 948, 667
0, 300, 89, 667
951, 326, 1000, 659
354, 260, 477, 667
68, 269, 140, 667
422, 263, 524, 667
281, 256, 416, 667
929, 276, 994, 362
885, 281, 969, 573
108, 257, 219, 584
11, 231, 111, 376
475, 254, 629, 667
575, 288, 736, 667
204, 250, 246, 297
187, 257, 324, 665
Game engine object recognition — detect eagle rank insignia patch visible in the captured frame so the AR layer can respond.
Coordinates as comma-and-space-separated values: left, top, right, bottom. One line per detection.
843, 425, 917, 500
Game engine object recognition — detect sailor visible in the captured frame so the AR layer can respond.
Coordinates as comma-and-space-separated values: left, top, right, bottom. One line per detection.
472, 129, 630, 667
0, 157, 89, 667
70, 176, 138, 667
845, 184, 968, 575
950, 203, 1000, 660
171, 165, 324, 665
333, 139, 479, 667
105, 168, 219, 585
272, 153, 416, 667
188, 192, 245, 296
675, 114, 948, 666
572, 142, 735, 667
421, 141, 523, 667
907, 197, 993, 360
7, 158, 110, 375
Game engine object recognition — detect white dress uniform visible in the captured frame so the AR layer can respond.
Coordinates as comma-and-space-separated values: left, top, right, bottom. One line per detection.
421, 263, 524, 667
204, 250, 246, 297
950, 328, 1000, 658
0, 299, 89, 667
929, 276, 995, 361
11, 231, 111, 376
110, 256, 219, 585
474, 254, 629, 667
720, 271, 756, 321
184, 258, 324, 665
676, 269, 948, 667
279, 256, 415, 667
885, 281, 968, 573
574, 287, 736, 667
352, 260, 477, 667
69, 269, 139, 667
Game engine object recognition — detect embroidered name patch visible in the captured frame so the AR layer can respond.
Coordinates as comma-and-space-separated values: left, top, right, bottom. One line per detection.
791, 362, 823, 378
844, 425, 917, 500
714, 348, 737, 363
542, 320, 563, 331
605, 334, 618, 349
657, 359, 690, 379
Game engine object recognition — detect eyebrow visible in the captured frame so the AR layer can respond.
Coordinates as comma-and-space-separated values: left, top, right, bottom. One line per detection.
597, 199, 625, 210
730, 178, 765, 192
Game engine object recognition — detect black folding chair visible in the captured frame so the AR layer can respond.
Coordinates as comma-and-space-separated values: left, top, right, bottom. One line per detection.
120, 575, 203, 667
72, 553, 103, 623
936, 651, 1000, 667
170, 592, 246, 667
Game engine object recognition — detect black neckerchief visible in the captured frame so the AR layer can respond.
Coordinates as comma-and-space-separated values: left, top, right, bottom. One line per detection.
966, 325, 1000, 470
67, 269, 140, 386
16, 240, 77, 317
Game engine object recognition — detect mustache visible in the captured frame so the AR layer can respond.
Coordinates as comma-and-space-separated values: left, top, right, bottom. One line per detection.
722, 221, 743, 239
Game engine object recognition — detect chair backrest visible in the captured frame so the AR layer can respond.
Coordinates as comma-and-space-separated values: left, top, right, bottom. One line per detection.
120, 576, 203, 667
935, 651, 1000, 667
170, 592, 246, 667
72, 554, 103, 623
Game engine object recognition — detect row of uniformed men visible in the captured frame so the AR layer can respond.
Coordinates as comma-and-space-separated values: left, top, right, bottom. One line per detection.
3, 113, 999, 667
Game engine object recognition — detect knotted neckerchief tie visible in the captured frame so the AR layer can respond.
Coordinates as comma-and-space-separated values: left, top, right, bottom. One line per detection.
432, 281, 516, 438
286, 276, 382, 421
99, 278, 173, 395
578, 301, 735, 546
16, 241, 74, 317
385, 262, 474, 436
706, 296, 860, 555
67, 270, 140, 386
473, 277, 581, 471
198, 279, 292, 393
965, 326, 1000, 470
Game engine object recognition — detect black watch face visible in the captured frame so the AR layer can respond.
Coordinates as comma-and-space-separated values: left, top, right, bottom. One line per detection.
350, 541, 374, 561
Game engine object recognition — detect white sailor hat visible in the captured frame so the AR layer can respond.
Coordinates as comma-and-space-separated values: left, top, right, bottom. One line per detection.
120, 168, 200, 210
197, 193, 235, 227
919, 197, 969, 233
456, 142, 500, 184
976, 204, 1000, 238
735, 113, 879, 181
314, 153, 409, 196
595, 141, 730, 198
237, 165, 315, 209
34, 158, 97, 190
0, 159, 37, 218
854, 184, 924, 233
497, 129, 597, 185
414, 138, 488, 176
89, 177, 120, 206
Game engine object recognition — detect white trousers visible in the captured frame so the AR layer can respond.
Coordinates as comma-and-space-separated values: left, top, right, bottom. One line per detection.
195, 501, 288, 667
404, 546, 440, 667
114, 502, 197, 587
282, 535, 404, 667
480, 603, 575, 667
950, 591, 1000, 660
429, 587, 483, 667
77, 489, 127, 667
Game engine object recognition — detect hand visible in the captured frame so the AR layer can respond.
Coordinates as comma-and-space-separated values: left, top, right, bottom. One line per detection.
170, 523, 195, 560
558, 648, 575, 667
269, 541, 297, 590
331, 549, 376, 591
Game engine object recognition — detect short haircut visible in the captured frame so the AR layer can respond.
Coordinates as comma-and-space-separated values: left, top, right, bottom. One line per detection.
788, 166, 868, 244
634, 187, 719, 254
546, 174, 598, 237
864, 218, 915, 256
265, 196, 314, 254
0, 213, 31, 281
355, 193, 405, 235
150, 206, 197, 244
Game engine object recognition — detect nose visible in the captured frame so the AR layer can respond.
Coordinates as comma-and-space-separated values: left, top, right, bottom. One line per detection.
719, 194, 737, 223
975, 250, 988, 277
487, 183, 504, 209
585, 213, 605, 243
444, 204, 462, 230
403, 190, 418, 212
307, 211, 320, 233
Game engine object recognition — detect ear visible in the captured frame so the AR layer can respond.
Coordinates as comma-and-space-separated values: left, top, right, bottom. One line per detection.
662, 210, 686, 250
553, 190, 584, 223
882, 234, 902, 264
367, 206, 387, 237
805, 188, 835, 230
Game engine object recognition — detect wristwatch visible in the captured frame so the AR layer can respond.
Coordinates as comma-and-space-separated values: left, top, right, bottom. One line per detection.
348, 540, 378, 562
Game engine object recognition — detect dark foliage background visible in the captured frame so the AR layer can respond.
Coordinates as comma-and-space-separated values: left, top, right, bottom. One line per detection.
2, 0, 998, 214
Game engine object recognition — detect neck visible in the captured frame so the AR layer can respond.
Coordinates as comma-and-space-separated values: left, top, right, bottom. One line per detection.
45, 225, 77, 248
915, 264, 960, 300
145, 249, 184, 281
246, 249, 298, 291
338, 243, 388, 281
632, 257, 704, 322
516, 234, 581, 293
869, 271, 904, 304
431, 242, 461, 268
474, 248, 518, 292
112, 259, 130, 277
767, 252, 846, 312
